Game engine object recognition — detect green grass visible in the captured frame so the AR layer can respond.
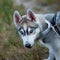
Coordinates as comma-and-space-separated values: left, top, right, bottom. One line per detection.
0, 0, 56, 60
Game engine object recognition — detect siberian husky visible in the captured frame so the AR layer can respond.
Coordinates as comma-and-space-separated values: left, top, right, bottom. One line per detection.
13, 9, 60, 60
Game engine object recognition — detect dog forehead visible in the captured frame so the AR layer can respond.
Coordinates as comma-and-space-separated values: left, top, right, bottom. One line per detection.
20, 17, 36, 27
21, 17, 29, 24
20, 17, 30, 30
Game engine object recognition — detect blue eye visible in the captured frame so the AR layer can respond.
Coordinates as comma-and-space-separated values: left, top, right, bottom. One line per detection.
20, 31, 24, 35
18, 28, 26, 36
30, 29, 33, 33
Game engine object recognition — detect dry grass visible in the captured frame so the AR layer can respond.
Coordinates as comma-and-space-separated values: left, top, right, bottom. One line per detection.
1, 0, 60, 60
0, 1, 49, 60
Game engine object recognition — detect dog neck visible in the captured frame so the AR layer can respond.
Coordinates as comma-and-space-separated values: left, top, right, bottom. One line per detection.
36, 28, 51, 40
36, 19, 51, 42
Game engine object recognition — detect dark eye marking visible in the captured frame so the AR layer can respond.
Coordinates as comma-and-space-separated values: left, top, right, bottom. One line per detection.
18, 27, 26, 36
29, 24, 39, 29
27, 28, 34, 35
30, 29, 33, 33
26, 25, 39, 35
17, 27, 23, 31
20, 29, 24, 35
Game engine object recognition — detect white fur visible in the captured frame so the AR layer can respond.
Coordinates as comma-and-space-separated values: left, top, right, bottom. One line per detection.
13, 10, 22, 29
14, 9, 60, 60
42, 19, 51, 35
18, 27, 40, 46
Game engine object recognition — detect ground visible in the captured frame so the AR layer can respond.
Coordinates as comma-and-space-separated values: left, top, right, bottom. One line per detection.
0, 0, 60, 60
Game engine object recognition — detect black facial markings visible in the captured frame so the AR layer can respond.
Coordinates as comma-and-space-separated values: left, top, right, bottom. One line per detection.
26, 28, 33, 35
29, 24, 39, 29
17, 24, 39, 36
26, 24, 39, 35
18, 27, 26, 36
26, 27, 35, 35
29, 29, 33, 34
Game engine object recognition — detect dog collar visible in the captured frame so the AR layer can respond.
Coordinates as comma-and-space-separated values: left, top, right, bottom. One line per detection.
51, 13, 60, 35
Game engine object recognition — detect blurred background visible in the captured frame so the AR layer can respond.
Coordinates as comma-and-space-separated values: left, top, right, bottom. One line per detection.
0, 0, 60, 60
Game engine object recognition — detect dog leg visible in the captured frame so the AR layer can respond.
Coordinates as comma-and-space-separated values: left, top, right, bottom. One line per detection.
56, 57, 60, 60
55, 51, 60, 60
44, 49, 55, 60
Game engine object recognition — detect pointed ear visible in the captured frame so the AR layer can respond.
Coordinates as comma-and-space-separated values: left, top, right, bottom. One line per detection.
13, 10, 22, 27
27, 9, 36, 21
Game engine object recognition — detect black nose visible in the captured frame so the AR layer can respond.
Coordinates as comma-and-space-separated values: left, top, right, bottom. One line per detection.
25, 44, 32, 48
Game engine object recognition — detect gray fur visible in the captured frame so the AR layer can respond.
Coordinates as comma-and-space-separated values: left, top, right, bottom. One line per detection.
13, 10, 60, 60
42, 12, 60, 60
44, 13, 55, 23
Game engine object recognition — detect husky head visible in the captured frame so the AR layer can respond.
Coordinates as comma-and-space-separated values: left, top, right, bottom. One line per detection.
13, 9, 51, 48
